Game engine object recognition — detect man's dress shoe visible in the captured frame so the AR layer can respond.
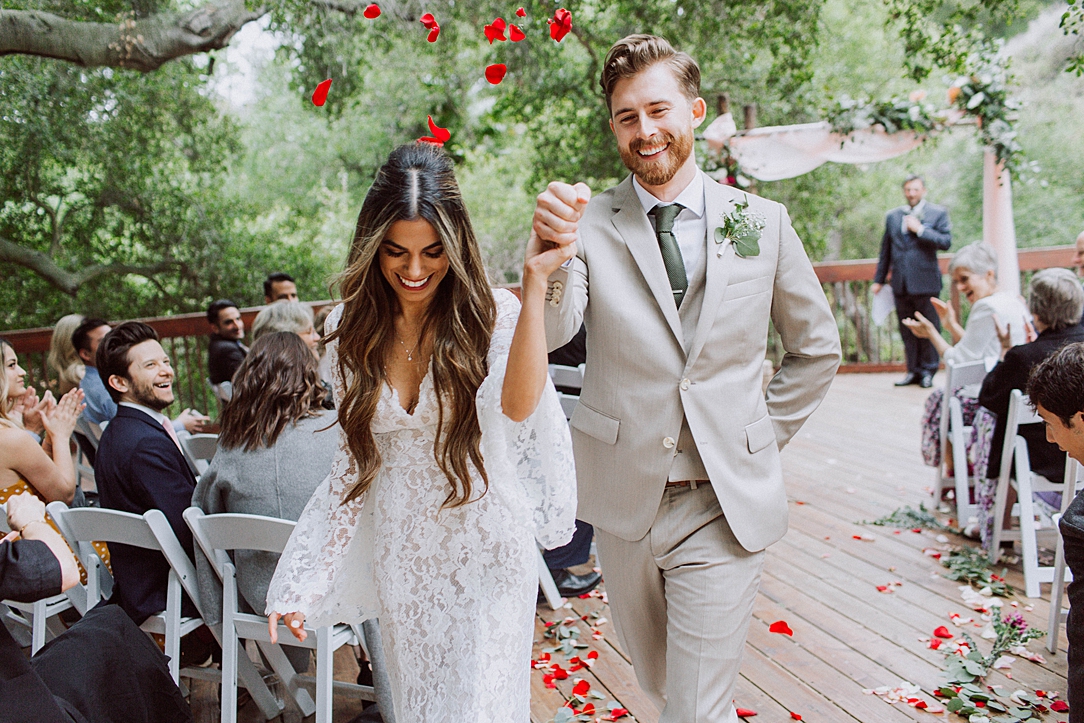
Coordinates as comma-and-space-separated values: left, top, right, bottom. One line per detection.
538, 568, 602, 602
894, 372, 917, 387
919, 374, 934, 388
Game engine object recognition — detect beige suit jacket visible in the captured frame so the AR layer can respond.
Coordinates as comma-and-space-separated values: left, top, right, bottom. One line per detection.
544, 172, 841, 552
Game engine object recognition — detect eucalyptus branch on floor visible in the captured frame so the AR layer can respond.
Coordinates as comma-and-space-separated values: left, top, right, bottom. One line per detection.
863, 503, 955, 532
942, 546, 1014, 597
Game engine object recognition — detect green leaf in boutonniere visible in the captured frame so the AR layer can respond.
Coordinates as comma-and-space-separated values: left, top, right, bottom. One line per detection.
714, 199, 765, 258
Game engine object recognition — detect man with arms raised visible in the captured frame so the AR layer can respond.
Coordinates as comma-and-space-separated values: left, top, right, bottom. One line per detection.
529, 35, 841, 722
1027, 342, 1084, 721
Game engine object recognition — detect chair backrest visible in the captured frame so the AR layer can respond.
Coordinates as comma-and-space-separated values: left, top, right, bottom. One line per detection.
47, 503, 161, 550
997, 390, 1044, 483
940, 359, 989, 445
210, 380, 233, 404
184, 508, 296, 581
548, 364, 584, 393
180, 433, 218, 477
74, 416, 103, 451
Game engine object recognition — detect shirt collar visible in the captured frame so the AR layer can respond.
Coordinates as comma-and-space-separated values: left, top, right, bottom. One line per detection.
908, 199, 927, 215
633, 171, 705, 219
119, 401, 171, 427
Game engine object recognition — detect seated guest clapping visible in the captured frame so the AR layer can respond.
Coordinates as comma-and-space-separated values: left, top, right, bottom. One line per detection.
1, 338, 85, 506
970, 268, 1084, 544
192, 331, 338, 673
0, 492, 192, 723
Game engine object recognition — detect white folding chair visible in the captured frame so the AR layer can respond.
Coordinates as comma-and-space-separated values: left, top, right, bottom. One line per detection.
932, 359, 988, 526
989, 390, 1070, 597
1048, 460, 1084, 652
548, 363, 584, 393
74, 417, 103, 451
180, 433, 218, 478
0, 503, 78, 653
210, 380, 233, 406
184, 508, 375, 723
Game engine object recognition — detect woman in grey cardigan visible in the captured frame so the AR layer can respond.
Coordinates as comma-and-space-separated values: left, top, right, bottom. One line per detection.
192, 332, 338, 669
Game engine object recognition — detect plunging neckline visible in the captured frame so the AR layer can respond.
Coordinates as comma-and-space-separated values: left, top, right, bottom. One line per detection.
385, 361, 433, 417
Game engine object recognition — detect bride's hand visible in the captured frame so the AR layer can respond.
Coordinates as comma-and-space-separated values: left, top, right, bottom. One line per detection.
268, 611, 307, 643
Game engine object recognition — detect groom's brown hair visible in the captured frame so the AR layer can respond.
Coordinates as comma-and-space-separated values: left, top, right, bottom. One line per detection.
600, 35, 701, 113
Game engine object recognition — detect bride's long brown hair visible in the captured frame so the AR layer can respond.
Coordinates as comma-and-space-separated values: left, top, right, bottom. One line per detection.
328, 143, 496, 507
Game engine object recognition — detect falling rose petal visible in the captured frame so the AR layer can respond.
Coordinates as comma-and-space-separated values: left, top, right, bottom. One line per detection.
485, 63, 507, 84
768, 620, 794, 636
572, 679, 590, 696
933, 626, 953, 639
1052, 700, 1070, 712
363, 3, 380, 18
419, 12, 437, 28
427, 25, 440, 42
736, 707, 758, 718
484, 17, 507, 43
426, 115, 451, 142
510, 23, 525, 41
548, 7, 572, 42
311, 78, 332, 106
516, 6, 526, 16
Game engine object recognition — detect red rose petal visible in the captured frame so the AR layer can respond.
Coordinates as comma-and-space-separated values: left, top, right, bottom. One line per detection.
609, 708, 629, 720
362, 3, 380, 18
509, 23, 525, 41
515, 6, 525, 16
933, 626, 953, 639
581, 703, 595, 715
485, 63, 507, 84
426, 115, 450, 142
1052, 700, 1070, 712
769, 620, 794, 636
928, 638, 942, 649
790, 714, 802, 721
484, 17, 507, 43
572, 679, 590, 696
427, 25, 440, 42
419, 12, 437, 28
736, 707, 758, 718
311, 78, 332, 106
587, 650, 598, 659
548, 7, 572, 42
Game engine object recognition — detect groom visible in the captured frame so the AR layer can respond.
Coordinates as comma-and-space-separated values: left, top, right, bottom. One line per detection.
529, 35, 841, 721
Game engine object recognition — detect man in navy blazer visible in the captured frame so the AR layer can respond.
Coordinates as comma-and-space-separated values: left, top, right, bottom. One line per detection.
93, 322, 199, 627
873, 174, 953, 387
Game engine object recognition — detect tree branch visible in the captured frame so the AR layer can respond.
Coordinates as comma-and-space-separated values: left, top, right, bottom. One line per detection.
0, 235, 183, 295
0, 0, 265, 72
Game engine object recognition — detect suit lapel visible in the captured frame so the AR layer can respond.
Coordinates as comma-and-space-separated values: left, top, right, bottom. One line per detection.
610, 177, 684, 346
687, 177, 741, 367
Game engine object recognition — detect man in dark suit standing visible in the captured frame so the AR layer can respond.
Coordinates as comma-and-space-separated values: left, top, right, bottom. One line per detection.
206, 299, 248, 386
93, 322, 201, 633
873, 174, 953, 388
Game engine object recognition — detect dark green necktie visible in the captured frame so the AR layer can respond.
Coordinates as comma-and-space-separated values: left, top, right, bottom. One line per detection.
650, 203, 688, 308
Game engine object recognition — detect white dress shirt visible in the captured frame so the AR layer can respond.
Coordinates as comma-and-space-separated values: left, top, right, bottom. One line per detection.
633, 172, 707, 286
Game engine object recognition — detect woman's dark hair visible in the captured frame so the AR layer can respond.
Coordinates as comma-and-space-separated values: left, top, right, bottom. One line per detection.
96, 322, 158, 403
218, 332, 325, 452
328, 143, 495, 507
1027, 341, 1084, 427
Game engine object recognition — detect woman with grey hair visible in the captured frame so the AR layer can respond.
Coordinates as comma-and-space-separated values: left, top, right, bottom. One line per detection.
905, 241, 1030, 363
970, 267, 1084, 544
252, 300, 320, 360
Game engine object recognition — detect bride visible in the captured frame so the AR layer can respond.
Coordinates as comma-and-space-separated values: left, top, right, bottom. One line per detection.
266, 142, 583, 721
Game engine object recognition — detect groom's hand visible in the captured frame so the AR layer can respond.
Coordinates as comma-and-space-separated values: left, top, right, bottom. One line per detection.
526, 182, 591, 280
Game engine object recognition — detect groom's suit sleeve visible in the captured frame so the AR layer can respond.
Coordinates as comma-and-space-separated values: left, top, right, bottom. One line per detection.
544, 254, 588, 353
765, 205, 842, 449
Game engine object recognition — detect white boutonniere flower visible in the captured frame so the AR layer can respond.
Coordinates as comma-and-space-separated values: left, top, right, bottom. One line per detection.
713, 199, 766, 258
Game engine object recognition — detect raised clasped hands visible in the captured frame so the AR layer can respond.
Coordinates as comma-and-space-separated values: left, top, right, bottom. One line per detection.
929, 297, 956, 327
900, 310, 938, 340
268, 611, 308, 643
525, 181, 592, 282
40, 388, 85, 442
12, 388, 54, 436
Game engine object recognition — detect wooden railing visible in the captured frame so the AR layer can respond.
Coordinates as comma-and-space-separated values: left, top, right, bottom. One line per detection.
3, 245, 1076, 411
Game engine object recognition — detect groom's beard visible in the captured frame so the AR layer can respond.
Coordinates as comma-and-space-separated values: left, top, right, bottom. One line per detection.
618, 129, 694, 188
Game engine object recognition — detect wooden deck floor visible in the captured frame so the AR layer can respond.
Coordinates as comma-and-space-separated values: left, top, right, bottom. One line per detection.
193, 373, 1071, 722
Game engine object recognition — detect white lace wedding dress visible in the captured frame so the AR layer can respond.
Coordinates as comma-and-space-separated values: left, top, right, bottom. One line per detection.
266, 289, 577, 722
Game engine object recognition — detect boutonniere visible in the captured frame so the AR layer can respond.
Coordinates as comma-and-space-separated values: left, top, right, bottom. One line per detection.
714, 199, 765, 258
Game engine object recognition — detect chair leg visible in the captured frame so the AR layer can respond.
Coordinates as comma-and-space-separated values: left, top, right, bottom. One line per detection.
537, 549, 563, 610
30, 599, 46, 654
990, 474, 1014, 565
1049, 517, 1068, 654
255, 640, 316, 717
316, 626, 334, 723
221, 574, 239, 723
1016, 473, 1042, 599
362, 618, 397, 723
165, 573, 182, 684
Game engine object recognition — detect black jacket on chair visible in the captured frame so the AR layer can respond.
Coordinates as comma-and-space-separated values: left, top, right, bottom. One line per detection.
874, 203, 953, 297
94, 404, 198, 624
978, 323, 1084, 483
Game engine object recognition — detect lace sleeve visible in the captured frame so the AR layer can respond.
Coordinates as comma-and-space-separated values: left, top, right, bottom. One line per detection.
476, 289, 578, 549
265, 304, 380, 627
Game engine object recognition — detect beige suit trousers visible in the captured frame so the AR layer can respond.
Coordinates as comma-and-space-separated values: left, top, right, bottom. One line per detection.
595, 484, 764, 723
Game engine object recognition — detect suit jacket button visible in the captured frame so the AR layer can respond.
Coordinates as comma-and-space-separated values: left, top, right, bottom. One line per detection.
662, 436, 675, 449
552, 280, 563, 291
549, 297, 560, 307
680, 379, 690, 391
